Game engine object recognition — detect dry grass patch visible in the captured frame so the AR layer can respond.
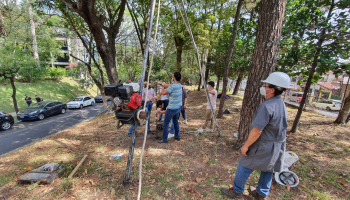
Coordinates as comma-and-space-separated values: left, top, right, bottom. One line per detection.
0, 91, 349, 199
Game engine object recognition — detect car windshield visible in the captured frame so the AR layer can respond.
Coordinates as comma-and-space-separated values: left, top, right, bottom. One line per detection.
29, 103, 45, 109
73, 98, 83, 101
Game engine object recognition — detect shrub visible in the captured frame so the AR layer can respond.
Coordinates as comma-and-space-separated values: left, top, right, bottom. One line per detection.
17, 66, 47, 82
46, 67, 66, 80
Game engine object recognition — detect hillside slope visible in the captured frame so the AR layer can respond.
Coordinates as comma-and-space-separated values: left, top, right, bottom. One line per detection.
0, 78, 98, 113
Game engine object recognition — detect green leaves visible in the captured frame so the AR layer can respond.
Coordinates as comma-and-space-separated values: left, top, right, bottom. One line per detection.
278, 0, 350, 79
0, 44, 36, 79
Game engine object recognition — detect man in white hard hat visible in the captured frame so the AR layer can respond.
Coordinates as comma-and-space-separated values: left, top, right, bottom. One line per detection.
221, 72, 291, 200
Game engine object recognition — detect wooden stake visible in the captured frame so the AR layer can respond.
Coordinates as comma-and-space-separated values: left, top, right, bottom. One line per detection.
68, 155, 87, 180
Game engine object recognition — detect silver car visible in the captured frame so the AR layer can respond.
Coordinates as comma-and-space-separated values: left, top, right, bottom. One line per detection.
67, 96, 95, 109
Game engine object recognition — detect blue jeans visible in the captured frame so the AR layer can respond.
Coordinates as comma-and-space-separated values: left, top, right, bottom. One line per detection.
27, 103, 31, 108
128, 105, 149, 134
233, 163, 273, 197
162, 108, 181, 141
170, 119, 174, 134
145, 102, 153, 132
180, 108, 187, 120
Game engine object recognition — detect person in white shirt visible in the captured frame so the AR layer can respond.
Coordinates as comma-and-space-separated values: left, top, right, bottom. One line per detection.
202, 81, 217, 132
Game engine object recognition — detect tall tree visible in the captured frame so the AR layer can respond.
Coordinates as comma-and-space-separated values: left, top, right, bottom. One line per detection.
217, 0, 243, 118
333, 66, 350, 124
42, 0, 127, 84
285, 0, 350, 132
27, 0, 39, 66
26, 0, 56, 67
236, 0, 287, 149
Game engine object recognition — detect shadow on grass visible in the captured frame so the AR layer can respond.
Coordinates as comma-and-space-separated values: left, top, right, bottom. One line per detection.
0, 79, 94, 113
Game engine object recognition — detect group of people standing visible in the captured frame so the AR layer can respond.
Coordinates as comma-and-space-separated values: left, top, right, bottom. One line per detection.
24, 95, 43, 108
126, 71, 292, 200
129, 71, 218, 143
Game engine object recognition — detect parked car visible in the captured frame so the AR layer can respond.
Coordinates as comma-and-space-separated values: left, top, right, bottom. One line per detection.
17, 101, 67, 121
288, 92, 304, 102
0, 110, 14, 131
67, 96, 95, 109
94, 95, 112, 103
311, 99, 341, 111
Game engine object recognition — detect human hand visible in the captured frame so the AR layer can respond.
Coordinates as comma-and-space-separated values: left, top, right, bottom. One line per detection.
206, 88, 209, 91
241, 145, 249, 157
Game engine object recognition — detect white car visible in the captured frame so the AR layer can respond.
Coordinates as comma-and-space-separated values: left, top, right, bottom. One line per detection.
67, 96, 95, 109
311, 99, 341, 111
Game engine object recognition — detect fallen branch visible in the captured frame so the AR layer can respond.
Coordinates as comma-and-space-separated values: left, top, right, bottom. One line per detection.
68, 155, 87, 180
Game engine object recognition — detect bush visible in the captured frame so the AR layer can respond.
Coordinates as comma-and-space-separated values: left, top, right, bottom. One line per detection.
18, 66, 47, 82
46, 67, 66, 80
0, 77, 10, 85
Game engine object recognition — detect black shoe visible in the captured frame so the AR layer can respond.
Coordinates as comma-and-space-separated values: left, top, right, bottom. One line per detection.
220, 187, 243, 199
158, 140, 168, 143
174, 138, 180, 141
128, 134, 131, 137
147, 131, 154, 135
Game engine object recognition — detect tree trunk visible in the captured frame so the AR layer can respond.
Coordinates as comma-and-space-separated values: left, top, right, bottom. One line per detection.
290, 0, 335, 133
197, 74, 202, 91
61, 0, 126, 84
334, 94, 350, 124
0, 9, 6, 38
233, 71, 243, 95
216, 77, 220, 91
27, 1, 40, 67
10, 77, 19, 114
345, 112, 350, 124
236, 0, 287, 149
201, 51, 207, 89
217, 0, 244, 118
336, 78, 350, 123
203, 68, 209, 89
175, 45, 183, 72
174, 35, 185, 72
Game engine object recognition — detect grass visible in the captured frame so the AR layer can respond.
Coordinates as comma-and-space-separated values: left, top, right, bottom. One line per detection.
0, 77, 98, 114
0, 90, 349, 199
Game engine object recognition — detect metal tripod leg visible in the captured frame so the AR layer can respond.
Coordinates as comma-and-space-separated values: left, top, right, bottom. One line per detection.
123, 121, 138, 185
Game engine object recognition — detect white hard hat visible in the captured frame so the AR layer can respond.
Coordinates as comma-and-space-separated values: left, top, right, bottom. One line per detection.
261, 72, 291, 89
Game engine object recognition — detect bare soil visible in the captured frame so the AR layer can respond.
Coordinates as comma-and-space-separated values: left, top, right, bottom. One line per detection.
0, 90, 349, 200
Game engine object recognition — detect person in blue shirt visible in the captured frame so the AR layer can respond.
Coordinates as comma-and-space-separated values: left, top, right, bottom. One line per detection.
156, 72, 182, 143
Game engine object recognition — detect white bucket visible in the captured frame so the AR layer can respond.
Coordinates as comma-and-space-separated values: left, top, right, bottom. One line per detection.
283, 151, 299, 171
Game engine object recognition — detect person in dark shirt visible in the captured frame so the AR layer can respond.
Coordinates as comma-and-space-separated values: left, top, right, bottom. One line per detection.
35, 95, 42, 103
180, 87, 188, 123
24, 95, 32, 108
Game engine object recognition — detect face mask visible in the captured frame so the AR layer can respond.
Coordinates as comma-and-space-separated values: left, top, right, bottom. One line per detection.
260, 86, 266, 97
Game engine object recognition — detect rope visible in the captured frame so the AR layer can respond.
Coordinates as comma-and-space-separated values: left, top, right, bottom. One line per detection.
174, 0, 221, 137
138, 0, 161, 199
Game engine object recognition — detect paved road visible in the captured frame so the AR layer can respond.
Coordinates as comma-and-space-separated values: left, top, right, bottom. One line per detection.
284, 100, 339, 118
0, 103, 108, 156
